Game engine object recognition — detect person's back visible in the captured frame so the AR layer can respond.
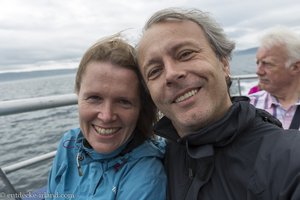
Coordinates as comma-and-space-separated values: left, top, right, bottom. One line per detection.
248, 27, 300, 130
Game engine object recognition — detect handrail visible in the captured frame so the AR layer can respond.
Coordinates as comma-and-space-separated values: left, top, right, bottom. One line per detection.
0, 94, 77, 198
0, 74, 258, 116
0, 93, 77, 116
231, 74, 257, 96
231, 74, 257, 79
2, 151, 57, 174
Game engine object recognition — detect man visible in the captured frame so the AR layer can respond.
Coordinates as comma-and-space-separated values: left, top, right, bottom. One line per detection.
249, 27, 300, 130
136, 8, 300, 200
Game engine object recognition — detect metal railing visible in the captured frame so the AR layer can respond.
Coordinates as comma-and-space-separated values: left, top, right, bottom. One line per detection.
0, 74, 257, 198
231, 74, 258, 95
0, 94, 77, 199
0, 93, 77, 116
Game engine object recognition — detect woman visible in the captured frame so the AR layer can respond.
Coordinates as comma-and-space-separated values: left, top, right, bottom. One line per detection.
47, 34, 166, 200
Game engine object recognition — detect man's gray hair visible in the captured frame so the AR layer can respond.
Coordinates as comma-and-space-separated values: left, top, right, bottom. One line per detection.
140, 7, 235, 61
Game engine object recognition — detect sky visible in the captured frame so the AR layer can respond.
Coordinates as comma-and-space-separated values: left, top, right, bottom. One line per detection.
0, 0, 299, 72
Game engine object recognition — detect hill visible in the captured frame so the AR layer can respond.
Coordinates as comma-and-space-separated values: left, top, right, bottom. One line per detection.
234, 47, 258, 55
0, 68, 77, 82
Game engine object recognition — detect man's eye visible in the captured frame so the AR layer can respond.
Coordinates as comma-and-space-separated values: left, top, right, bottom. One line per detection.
178, 50, 193, 61
262, 61, 275, 68
147, 67, 162, 80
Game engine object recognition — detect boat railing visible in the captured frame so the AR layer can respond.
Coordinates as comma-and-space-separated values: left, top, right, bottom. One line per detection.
0, 94, 77, 199
0, 74, 257, 199
231, 74, 258, 95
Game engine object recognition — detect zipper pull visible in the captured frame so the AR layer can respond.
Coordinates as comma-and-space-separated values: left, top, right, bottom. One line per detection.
77, 153, 84, 176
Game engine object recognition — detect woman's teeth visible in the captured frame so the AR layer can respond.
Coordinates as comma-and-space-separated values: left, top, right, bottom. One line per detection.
94, 126, 118, 135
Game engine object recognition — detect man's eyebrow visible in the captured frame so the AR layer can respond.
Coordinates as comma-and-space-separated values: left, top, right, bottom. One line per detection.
143, 58, 161, 73
169, 40, 198, 53
142, 40, 199, 72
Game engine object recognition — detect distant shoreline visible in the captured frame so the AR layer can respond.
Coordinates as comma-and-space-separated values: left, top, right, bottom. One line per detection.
0, 68, 77, 82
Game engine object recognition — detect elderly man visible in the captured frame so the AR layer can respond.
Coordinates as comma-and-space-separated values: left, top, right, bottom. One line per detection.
249, 27, 300, 130
136, 8, 300, 200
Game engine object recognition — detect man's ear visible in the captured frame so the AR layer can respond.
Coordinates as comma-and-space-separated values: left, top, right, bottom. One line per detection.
291, 61, 300, 74
221, 58, 230, 76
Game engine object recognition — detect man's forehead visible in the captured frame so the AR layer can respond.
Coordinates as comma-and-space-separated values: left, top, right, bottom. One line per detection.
139, 22, 205, 52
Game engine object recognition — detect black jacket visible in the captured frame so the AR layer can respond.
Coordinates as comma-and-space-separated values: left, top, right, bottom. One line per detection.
154, 99, 300, 200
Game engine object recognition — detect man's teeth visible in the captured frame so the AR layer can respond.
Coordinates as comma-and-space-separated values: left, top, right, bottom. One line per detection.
94, 126, 118, 135
175, 89, 198, 103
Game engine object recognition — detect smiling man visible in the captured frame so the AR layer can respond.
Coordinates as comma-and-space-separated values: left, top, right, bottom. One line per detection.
136, 8, 300, 200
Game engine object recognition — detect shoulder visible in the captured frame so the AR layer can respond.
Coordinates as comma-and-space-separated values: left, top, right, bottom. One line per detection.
124, 138, 166, 179
130, 137, 166, 159
118, 150, 167, 200
248, 90, 268, 101
115, 138, 167, 199
248, 90, 273, 107
55, 128, 81, 160
58, 128, 81, 148
61, 127, 81, 140
251, 131, 300, 196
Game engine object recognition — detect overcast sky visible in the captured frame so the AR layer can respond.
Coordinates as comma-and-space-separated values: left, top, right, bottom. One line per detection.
0, 0, 299, 72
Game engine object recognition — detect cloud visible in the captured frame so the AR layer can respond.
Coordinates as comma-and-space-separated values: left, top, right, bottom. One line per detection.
0, 0, 299, 70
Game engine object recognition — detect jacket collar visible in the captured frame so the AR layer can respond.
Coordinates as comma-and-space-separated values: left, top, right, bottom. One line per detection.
154, 99, 256, 159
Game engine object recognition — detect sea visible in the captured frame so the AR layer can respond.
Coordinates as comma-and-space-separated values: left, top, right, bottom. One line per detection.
0, 49, 258, 195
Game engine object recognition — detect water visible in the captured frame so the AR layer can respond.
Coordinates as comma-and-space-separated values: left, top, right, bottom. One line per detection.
0, 74, 79, 194
0, 51, 258, 194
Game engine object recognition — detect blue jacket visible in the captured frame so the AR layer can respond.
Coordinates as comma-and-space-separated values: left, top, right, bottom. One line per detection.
47, 128, 166, 200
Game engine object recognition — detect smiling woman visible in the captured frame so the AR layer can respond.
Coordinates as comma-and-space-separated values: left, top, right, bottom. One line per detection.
46, 34, 167, 200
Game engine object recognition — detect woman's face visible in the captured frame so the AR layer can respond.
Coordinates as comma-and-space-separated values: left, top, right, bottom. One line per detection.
78, 61, 141, 153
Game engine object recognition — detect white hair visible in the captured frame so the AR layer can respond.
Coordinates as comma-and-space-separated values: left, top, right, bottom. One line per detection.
259, 26, 300, 68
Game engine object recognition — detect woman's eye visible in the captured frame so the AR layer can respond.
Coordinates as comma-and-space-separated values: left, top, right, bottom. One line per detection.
86, 96, 101, 103
118, 99, 133, 108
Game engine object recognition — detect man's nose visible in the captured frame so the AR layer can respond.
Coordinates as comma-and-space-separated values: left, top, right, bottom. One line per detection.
256, 62, 265, 76
165, 60, 186, 87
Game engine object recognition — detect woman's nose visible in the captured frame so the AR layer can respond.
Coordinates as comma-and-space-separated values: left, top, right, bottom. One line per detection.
97, 103, 117, 122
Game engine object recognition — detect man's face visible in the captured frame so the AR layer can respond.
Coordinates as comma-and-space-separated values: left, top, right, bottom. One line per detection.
137, 20, 232, 137
256, 45, 292, 95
